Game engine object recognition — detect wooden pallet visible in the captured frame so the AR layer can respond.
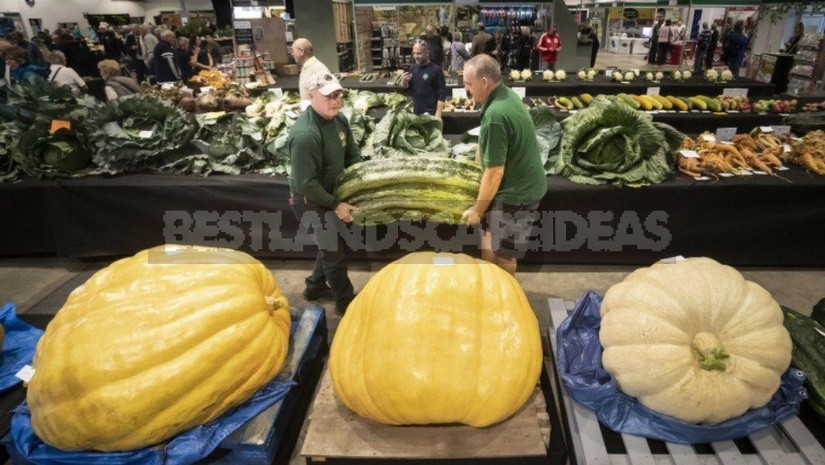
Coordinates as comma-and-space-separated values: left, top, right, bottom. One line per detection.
547, 297, 825, 465
301, 363, 569, 465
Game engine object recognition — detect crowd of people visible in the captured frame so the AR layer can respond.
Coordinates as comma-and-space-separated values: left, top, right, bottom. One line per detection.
647, 15, 759, 78
0, 22, 224, 101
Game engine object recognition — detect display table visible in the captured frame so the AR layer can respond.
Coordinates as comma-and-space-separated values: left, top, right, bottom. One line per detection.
263, 74, 777, 98
2, 169, 823, 266
440, 108, 787, 136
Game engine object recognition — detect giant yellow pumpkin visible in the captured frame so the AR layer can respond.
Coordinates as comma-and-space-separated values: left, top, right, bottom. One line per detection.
600, 257, 792, 424
28, 245, 290, 451
330, 252, 542, 427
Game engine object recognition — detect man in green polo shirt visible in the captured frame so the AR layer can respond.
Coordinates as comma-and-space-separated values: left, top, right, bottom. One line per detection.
461, 54, 547, 275
288, 72, 360, 313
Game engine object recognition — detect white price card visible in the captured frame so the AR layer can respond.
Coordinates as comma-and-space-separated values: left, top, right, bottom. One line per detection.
722, 88, 748, 97
777, 166, 790, 171
702, 134, 716, 142
679, 150, 699, 158
752, 170, 769, 175
199, 86, 214, 93
719, 172, 735, 177
659, 255, 686, 264
715, 127, 737, 142
452, 88, 467, 99
720, 140, 735, 146
759, 126, 774, 133
728, 110, 740, 113
161, 82, 176, 90
695, 176, 711, 181
773, 125, 791, 135
15, 365, 35, 383
512, 87, 526, 98
646, 87, 661, 96
433, 257, 455, 266
138, 130, 153, 139
784, 144, 792, 153
605, 68, 615, 77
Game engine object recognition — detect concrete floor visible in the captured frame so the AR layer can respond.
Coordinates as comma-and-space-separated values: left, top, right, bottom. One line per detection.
595, 51, 682, 71
1, 256, 822, 464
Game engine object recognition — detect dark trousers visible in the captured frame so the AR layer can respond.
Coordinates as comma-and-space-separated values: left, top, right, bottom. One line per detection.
129, 59, 149, 83
591, 46, 598, 68
706, 47, 716, 69
648, 43, 657, 64
290, 193, 355, 308
657, 42, 670, 65
694, 47, 706, 73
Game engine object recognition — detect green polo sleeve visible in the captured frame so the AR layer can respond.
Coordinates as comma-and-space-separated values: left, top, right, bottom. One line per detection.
289, 129, 338, 209
479, 119, 508, 168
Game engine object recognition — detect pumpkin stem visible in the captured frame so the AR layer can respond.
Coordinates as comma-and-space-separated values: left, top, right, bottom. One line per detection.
691, 332, 729, 372
265, 296, 278, 309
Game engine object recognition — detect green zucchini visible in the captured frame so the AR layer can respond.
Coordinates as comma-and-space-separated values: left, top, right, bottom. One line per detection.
334, 157, 482, 225
782, 306, 825, 418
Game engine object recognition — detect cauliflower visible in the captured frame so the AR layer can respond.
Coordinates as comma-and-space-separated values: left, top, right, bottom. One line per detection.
706, 69, 719, 81
624, 71, 635, 82
612, 71, 623, 81
673, 70, 682, 81
587, 69, 597, 80
721, 69, 734, 81
578, 70, 587, 80
509, 69, 521, 81
646, 72, 654, 81
543, 70, 554, 81
555, 70, 566, 81
521, 69, 532, 80
655, 72, 664, 81
683, 70, 692, 80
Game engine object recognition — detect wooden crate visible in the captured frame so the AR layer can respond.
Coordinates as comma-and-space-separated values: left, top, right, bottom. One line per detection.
301, 363, 569, 464
547, 297, 825, 465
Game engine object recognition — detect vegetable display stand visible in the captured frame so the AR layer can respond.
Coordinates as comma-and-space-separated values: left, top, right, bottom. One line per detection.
258, 74, 777, 99
547, 298, 825, 465
0, 309, 327, 465
300, 365, 568, 465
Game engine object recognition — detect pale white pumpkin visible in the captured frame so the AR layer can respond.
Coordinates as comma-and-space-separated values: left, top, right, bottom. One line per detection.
599, 257, 792, 424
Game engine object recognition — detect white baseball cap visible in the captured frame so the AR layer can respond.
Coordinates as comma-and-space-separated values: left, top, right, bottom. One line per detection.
308, 72, 343, 96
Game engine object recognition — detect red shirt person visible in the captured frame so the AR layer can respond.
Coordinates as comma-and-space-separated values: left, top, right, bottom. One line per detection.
537, 26, 562, 71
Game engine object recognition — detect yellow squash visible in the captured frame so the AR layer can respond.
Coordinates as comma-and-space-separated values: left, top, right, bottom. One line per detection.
27, 245, 291, 451
330, 252, 542, 427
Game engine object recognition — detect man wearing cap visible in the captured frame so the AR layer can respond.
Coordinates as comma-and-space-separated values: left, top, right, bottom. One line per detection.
461, 54, 547, 275
288, 72, 360, 313
399, 41, 447, 118
293, 38, 331, 100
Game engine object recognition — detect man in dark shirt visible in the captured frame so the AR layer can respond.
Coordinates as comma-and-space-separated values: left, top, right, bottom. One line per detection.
399, 41, 447, 118
152, 30, 181, 83
288, 72, 360, 313
420, 25, 444, 67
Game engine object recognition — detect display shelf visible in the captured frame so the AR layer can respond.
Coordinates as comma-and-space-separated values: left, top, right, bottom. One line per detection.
547, 298, 825, 465
788, 34, 825, 96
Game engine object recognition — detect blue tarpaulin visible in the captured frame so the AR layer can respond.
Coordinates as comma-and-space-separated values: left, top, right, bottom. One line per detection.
556, 291, 808, 444
0, 303, 44, 393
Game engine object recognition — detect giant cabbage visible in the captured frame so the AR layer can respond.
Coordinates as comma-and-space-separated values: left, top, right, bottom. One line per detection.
366, 107, 451, 159
12, 122, 90, 178
86, 95, 197, 174
554, 98, 684, 187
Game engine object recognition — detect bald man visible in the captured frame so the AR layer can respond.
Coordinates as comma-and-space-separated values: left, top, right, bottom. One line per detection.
461, 55, 546, 275
399, 41, 447, 118
293, 38, 331, 100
